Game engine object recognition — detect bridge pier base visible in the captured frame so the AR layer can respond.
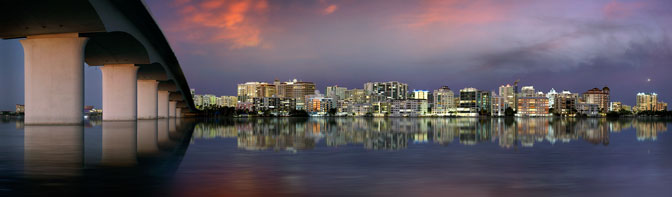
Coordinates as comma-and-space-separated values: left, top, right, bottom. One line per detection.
20, 33, 88, 125
176, 108, 182, 118
169, 101, 177, 118
137, 80, 159, 119
157, 91, 170, 118
101, 64, 139, 121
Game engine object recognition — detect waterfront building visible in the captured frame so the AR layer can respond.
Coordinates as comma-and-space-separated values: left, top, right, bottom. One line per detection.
350, 103, 372, 116
253, 97, 281, 112
345, 88, 369, 104
202, 94, 217, 108
520, 86, 536, 97
220, 96, 237, 107
432, 86, 456, 116
305, 91, 335, 115
364, 81, 408, 100
609, 102, 622, 112
517, 96, 550, 117
413, 90, 429, 100
237, 82, 276, 102
491, 93, 506, 116
499, 84, 516, 109
656, 102, 668, 111
326, 85, 348, 101
236, 102, 254, 112
390, 99, 428, 117
636, 93, 663, 111
547, 88, 558, 108
458, 87, 479, 116
372, 101, 391, 116
576, 103, 600, 116
582, 87, 610, 112
277, 79, 316, 107
554, 91, 579, 115
194, 95, 203, 109
15, 104, 24, 113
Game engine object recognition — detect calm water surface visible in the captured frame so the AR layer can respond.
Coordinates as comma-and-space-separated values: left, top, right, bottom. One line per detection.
0, 117, 671, 196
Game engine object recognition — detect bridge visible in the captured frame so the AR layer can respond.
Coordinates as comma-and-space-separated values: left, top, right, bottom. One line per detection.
0, 0, 196, 124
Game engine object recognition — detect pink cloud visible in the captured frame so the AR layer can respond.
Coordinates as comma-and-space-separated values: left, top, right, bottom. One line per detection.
323, 4, 339, 15
603, 1, 647, 19
168, 0, 270, 49
404, 0, 512, 28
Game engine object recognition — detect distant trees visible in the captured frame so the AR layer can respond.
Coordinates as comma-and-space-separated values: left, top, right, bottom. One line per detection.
504, 107, 516, 117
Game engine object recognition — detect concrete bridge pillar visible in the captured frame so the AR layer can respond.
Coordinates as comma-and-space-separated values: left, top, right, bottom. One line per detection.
176, 108, 182, 118
101, 64, 139, 121
20, 33, 88, 125
157, 91, 170, 118
169, 101, 177, 118
137, 80, 159, 119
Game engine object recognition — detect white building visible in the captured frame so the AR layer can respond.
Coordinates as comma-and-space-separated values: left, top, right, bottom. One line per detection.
391, 99, 428, 117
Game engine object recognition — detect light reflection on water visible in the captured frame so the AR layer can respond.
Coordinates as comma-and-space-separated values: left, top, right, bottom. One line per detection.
0, 117, 671, 196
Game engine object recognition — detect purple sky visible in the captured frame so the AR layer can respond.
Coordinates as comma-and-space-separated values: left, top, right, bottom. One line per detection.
1, 0, 671, 110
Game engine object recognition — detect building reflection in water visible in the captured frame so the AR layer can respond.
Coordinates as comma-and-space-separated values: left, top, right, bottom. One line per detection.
191, 118, 668, 151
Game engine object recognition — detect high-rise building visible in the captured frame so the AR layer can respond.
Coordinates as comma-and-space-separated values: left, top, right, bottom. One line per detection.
237, 82, 276, 102
582, 87, 610, 112
412, 90, 429, 100
520, 86, 536, 97
546, 88, 558, 108
345, 88, 368, 104
305, 91, 335, 115
432, 86, 455, 116
636, 93, 660, 112
276, 79, 316, 104
458, 87, 480, 116
364, 81, 408, 100
499, 84, 516, 109
554, 90, 579, 115
326, 85, 348, 100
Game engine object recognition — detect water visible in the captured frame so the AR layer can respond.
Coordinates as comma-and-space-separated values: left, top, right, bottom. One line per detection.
0, 117, 670, 196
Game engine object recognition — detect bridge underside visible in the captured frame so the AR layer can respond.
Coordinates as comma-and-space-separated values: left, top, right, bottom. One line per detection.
0, 0, 196, 124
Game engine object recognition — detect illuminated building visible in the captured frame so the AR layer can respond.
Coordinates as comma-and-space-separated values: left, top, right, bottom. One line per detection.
517, 96, 550, 117
305, 91, 335, 115
609, 102, 622, 112
553, 90, 579, 115
432, 86, 456, 116
458, 87, 479, 116
412, 90, 429, 100
237, 82, 277, 102
344, 88, 368, 104
582, 87, 610, 112
499, 84, 516, 109
364, 81, 408, 100
576, 103, 600, 116
391, 99, 428, 117
276, 79, 316, 108
636, 93, 660, 112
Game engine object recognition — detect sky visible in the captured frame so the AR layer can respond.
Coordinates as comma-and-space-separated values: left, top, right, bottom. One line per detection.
1, 0, 672, 110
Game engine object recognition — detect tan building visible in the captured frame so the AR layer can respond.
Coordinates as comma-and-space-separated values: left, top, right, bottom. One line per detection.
275, 79, 316, 102
582, 87, 610, 112
237, 82, 276, 102
636, 93, 660, 111
432, 86, 455, 116
517, 97, 550, 117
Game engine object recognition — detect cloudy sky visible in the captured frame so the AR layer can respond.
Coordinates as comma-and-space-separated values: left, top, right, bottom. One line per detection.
1, 0, 671, 110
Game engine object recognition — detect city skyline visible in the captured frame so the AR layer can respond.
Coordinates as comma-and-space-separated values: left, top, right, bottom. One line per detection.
2, 0, 672, 110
